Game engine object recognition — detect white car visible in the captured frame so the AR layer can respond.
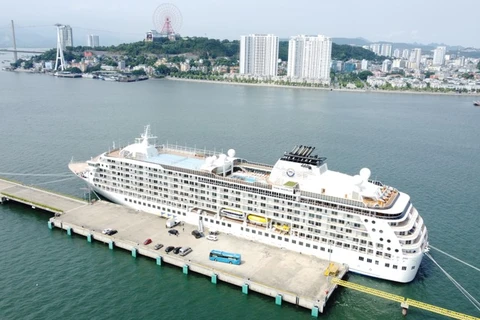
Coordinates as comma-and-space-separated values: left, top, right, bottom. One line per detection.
206, 234, 218, 241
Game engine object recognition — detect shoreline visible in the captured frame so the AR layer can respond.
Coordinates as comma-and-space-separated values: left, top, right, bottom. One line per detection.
165, 77, 480, 97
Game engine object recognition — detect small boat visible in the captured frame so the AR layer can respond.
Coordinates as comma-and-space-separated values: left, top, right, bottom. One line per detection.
474, 101, 480, 106
247, 214, 267, 225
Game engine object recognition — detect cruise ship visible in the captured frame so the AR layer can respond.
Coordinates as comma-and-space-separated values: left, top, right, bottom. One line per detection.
69, 126, 429, 283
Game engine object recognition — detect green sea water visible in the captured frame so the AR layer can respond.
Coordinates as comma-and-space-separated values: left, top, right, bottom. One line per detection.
0, 71, 479, 320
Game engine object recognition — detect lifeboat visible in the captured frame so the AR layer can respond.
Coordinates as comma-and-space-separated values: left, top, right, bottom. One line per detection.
247, 214, 267, 225
273, 223, 290, 232
220, 208, 245, 220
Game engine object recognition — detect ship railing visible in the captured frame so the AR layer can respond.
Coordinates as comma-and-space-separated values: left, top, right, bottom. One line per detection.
299, 190, 367, 209
160, 143, 219, 157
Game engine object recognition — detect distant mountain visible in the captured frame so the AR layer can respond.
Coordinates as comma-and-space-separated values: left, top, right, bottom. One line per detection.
331, 37, 371, 46
0, 28, 54, 48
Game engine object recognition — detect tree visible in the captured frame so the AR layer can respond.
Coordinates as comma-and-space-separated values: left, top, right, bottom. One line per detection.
477, 61, 480, 70
131, 69, 146, 76
357, 70, 373, 81
66, 67, 82, 73
23, 60, 34, 69
155, 64, 171, 75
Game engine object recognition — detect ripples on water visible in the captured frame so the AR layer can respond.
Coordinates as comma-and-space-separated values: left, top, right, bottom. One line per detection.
0, 73, 479, 319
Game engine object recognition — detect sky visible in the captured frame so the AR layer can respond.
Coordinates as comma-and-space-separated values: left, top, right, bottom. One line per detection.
1, 0, 479, 48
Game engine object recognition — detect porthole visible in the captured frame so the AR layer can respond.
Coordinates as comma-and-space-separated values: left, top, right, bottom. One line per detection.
387, 239, 391, 243
372, 228, 376, 232
387, 247, 391, 251
395, 249, 399, 253
364, 219, 368, 223
380, 238, 383, 241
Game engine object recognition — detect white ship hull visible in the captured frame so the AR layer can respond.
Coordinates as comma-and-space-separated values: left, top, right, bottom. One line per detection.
70, 126, 429, 283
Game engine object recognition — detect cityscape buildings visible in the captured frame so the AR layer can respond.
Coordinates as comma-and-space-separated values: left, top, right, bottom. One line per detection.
287, 35, 332, 84
239, 34, 279, 77
409, 48, 422, 69
87, 35, 100, 48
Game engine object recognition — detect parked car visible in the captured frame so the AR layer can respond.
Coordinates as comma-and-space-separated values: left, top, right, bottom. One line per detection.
154, 243, 164, 250
165, 246, 175, 253
173, 246, 182, 254
206, 234, 218, 241
102, 228, 117, 235
168, 229, 179, 236
143, 238, 152, 245
179, 247, 192, 256
191, 230, 202, 239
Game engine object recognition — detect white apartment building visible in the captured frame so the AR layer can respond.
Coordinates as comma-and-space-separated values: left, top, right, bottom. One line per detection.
361, 59, 369, 70
59, 25, 73, 49
287, 35, 332, 84
433, 46, 446, 66
370, 43, 381, 55
393, 48, 401, 58
409, 48, 422, 69
382, 59, 392, 72
402, 49, 410, 59
87, 34, 100, 48
240, 34, 279, 77
381, 44, 392, 57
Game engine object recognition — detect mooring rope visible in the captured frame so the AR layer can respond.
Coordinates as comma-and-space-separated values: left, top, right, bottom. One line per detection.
430, 245, 480, 272
426, 252, 480, 312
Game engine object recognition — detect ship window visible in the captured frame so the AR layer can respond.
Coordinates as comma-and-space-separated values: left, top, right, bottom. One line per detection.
402, 266, 407, 271
278, 236, 282, 240
385, 263, 390, 267
252, 230, 256, 234
241, 227, 243, 231
320, 247, 325, 251
271, 234, 276, 239
306, 243, 311, 248
372, 228, 376, 232
393, 265, 398, 269
387, 247, 391, 251
216, 221, 219, 224
411, 266, 415, 270
364, 219, 368, 223
221, 222, 225, 226
395, 249, 399, 253
367, 258, 372, 263
372, 221, 375, 224
292, 240, 296, 244
387, 239, 391, 243
258, 231, 262, 235
228, 224, 231, 227
379, 230, 383, 233
284, 238, 289, 242
264, 233, 269, 237
375, 260, 379, 265
380, 238, 383, 241
359, 257, 364, 261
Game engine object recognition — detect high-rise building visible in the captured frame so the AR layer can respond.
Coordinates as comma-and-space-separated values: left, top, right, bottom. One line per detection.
361, 59, 369, 70
59, 25, 73, 49
380, 44, 392, 57
87, 34, 100, 48
287, 34, 332, 83
409, 48, 422, 69
239, 34, 279, 77
370, 43, 381, 55
432, 46, 446, 66
393, 48, 401, 58
382, 59, 392, 72
402, 49, 410, 59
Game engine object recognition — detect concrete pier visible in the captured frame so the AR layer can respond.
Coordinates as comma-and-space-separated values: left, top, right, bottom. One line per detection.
0, 178, 347, 314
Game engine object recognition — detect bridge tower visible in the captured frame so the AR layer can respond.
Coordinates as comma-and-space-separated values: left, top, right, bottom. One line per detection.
11, 20, 18, 62
54, 24, 66, 71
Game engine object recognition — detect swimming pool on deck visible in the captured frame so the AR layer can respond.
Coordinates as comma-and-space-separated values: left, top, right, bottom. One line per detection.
231, 175, 257, 183
150, 153, 204, 170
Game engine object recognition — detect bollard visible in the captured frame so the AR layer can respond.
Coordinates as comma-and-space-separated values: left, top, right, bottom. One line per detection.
67, 227, 72, 236
275, 294, 282, 306
48, 221, 53, 230
131, 248, 137, 258
311, 306, 319, 318
242, 283, 249, 295
183, 265, 189, 275
109, 241, 114, 250
156, 256, 162, 266
87, 234, 92, 243
211, 273, 217, 284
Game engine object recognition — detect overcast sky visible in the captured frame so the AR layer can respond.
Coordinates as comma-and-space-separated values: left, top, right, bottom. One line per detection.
1, 0, 479, 47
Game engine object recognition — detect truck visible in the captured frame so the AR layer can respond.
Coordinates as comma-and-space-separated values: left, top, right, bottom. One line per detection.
166, 218, 180, 228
